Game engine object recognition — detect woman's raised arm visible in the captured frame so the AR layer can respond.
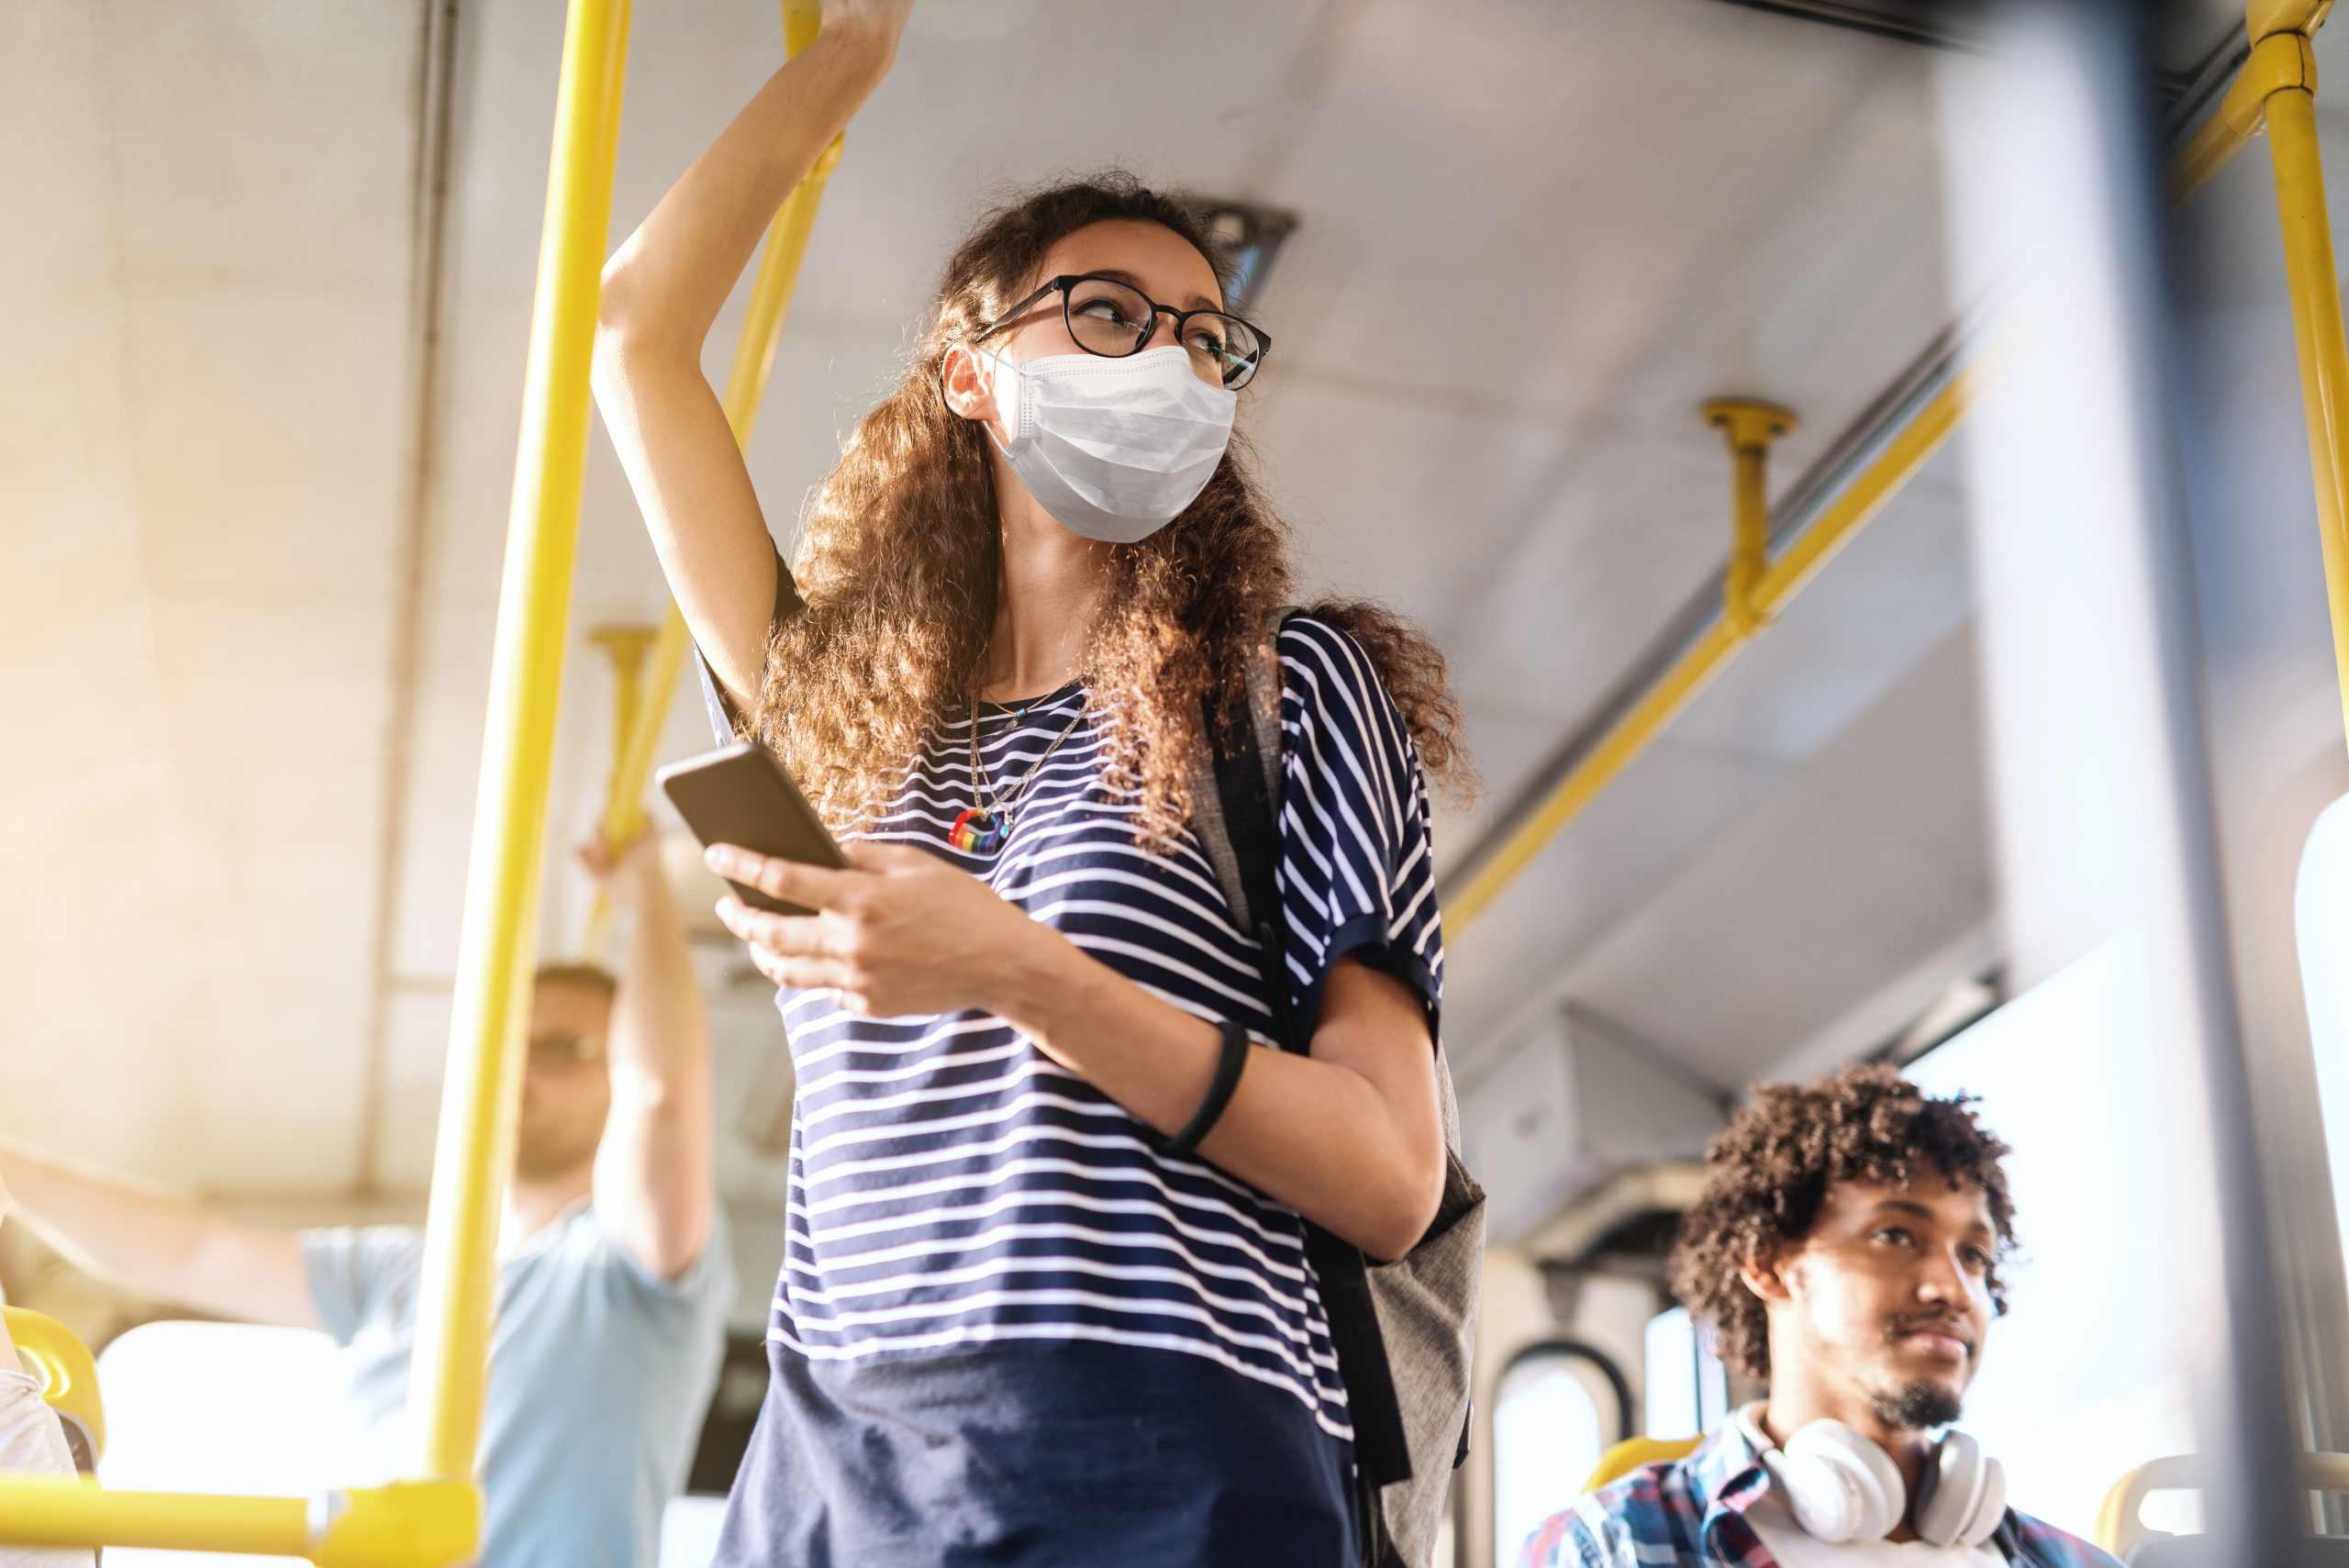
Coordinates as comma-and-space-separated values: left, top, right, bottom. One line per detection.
592, 2, 911, 707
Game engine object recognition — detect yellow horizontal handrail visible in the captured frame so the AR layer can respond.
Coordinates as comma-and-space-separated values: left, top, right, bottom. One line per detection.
1446, 25, 2295, 938
0, 1479, 478, 1568
0, 1482, 310, 1557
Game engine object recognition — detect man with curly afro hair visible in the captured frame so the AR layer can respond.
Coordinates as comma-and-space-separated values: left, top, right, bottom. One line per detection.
1519, 1063, 2120, 1568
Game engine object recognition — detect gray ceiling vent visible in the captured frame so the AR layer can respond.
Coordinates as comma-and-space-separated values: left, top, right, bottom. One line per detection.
1461, 1007, 1725, 1250
1195, 201, 1297, 318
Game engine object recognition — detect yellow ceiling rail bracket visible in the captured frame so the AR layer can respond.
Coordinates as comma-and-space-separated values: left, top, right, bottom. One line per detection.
309, 1481, 483, 1568
1702, 399, 1798, 638
2243, 0, 2349, 754
401, 0, 634, 1493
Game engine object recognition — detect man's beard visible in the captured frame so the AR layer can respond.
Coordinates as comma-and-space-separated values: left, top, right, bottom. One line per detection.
1871, 1381, 1964, 1431
515, 1125, 601, 1180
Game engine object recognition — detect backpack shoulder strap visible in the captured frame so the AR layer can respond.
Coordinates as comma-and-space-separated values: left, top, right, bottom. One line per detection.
1187, 607, 1290, 940
1190, 608, 1417, 1496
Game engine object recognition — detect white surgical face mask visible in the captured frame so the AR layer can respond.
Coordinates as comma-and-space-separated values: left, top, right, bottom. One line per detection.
982, 345, 1238, 543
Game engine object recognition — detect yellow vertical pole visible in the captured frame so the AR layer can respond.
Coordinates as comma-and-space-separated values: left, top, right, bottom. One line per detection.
2248, 0, 2349, 749
581, 625, 658, 958
404, 0, 634, 1484
587, 0, 836, 871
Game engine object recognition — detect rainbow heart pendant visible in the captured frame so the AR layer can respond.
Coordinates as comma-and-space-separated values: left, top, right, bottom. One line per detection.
951, 807, 1006, 855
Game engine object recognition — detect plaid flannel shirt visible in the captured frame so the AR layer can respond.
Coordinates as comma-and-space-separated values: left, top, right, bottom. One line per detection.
1516, 1422, 2126, 1568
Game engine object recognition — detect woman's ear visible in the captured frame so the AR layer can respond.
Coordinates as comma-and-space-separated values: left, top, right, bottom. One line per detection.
940, 343, 999, 427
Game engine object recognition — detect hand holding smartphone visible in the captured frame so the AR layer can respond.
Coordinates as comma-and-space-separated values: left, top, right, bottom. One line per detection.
656, 741, 850, 917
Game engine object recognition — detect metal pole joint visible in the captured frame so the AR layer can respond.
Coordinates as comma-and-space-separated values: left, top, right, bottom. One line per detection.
309, 1482, 484, 1568
2249, 0, 2334, 46
2240, 30, 2320, 108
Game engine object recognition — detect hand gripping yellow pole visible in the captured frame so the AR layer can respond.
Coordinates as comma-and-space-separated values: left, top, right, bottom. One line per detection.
403, 0, 634, 1494
581, 0, 836, 957
2243, 0, 2349, 752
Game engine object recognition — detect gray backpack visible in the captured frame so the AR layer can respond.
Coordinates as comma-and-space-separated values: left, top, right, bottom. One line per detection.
1186, 609, 1487, 1568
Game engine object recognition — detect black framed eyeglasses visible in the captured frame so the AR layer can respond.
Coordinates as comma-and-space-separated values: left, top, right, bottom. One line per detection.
973, 273, 1272, 390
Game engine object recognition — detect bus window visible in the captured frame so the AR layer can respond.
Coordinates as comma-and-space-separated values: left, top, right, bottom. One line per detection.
1489, 1342, 1629, 1568
1904, 938, 2200, 1537
1641, 1306, 1728, 1440
95, 1321, 343, 1566
2298, 794, 2349, 1283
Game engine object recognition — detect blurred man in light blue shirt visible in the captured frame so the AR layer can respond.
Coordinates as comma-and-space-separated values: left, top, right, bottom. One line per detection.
3, 836, 731, 1567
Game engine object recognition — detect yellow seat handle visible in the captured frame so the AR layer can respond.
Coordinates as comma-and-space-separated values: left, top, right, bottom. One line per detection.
3, 1306, 104, 1465
2096, 1452, 2349, 1553
1582, 1434, 1704, 1495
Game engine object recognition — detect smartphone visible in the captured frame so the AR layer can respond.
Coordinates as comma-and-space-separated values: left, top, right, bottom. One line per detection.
656, 740, 850, 917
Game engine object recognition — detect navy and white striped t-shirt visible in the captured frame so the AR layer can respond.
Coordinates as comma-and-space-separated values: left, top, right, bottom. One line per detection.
706, 610, 1442, 1559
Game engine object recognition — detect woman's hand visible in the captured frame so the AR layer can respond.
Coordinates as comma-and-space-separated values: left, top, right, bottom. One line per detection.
576, 828, 662, 906
821, 0, 915, 65
708, 840, 1053, 1018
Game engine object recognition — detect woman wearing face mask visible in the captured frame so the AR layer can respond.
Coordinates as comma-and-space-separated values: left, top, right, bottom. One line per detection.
594, 4, 1469, 1563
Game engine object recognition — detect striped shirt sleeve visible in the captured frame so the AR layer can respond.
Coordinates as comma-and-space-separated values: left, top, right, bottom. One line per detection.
1274, 614, 1445, 1046
696, 539, 804, 744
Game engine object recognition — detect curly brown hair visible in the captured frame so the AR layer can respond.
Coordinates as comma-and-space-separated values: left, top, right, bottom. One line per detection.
1667, 1062, 2018, 1382
749, 172, 1471, 843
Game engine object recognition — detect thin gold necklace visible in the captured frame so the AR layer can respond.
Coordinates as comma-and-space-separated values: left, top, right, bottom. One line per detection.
949, 689, 1086, 854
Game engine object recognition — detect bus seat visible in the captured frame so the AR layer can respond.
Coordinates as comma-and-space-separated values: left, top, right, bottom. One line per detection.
2098, 1452, 2349, 1563
5, 1306, 104, 1470
1582, 1434, 1703, 1494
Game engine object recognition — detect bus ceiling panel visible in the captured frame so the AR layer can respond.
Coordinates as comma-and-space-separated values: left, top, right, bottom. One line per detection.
1236, 1, 1953, 428
1442, 615, 1989, 1089
1686, 0, 2243, 88
1440, 734, 1797, 1084
76, 0, 423, 285
1436, 430, 1969, 908
1655, 447, 1972, 769
1554, 629, 1991, 1093
1682, 0, 1991, 54
0, 6, 424, 1194
436, 0, 1333, 314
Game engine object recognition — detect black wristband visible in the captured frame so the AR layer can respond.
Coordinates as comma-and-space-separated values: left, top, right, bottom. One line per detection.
1163, 1018, 1252, 1158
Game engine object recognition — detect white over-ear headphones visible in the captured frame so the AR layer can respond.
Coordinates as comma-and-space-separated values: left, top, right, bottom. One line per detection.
1751, 1410, 2007, 1547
